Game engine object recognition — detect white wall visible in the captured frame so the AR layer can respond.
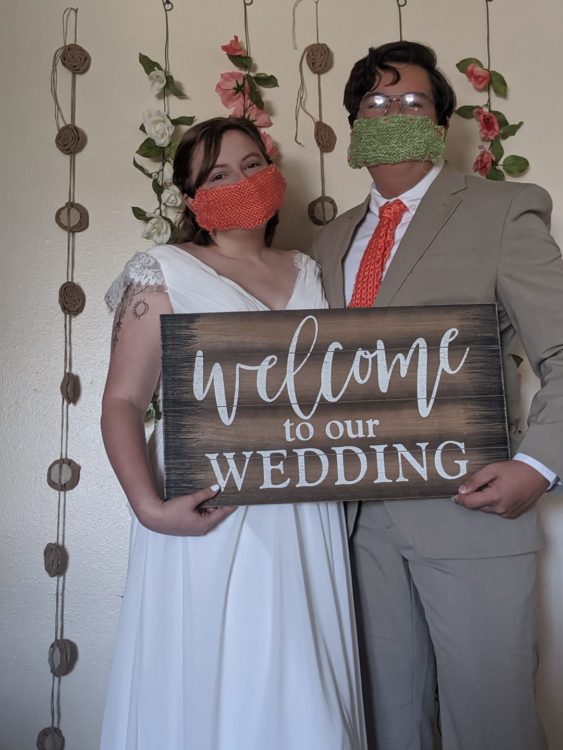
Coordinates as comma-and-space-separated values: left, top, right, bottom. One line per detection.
1, 1, 562, 747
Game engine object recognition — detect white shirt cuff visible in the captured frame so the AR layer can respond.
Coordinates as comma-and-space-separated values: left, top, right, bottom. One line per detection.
513, 453, 559, 489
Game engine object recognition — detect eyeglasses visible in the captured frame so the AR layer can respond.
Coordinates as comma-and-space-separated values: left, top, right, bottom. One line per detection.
359, 92, 434, 117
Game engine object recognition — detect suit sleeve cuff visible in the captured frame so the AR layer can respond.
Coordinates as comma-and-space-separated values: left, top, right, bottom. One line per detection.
513, 452, 559, 489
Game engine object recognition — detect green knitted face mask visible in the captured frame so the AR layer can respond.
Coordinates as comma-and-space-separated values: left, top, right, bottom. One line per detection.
348, 115, 446, 169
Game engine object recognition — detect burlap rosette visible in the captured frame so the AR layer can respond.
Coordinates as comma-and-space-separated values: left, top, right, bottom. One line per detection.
60, 43, 91, 74
308, 196, 338, 226
43, 543, 69, 577
55, 124, 86, 155
60, 372, 80, 404
305, 43, 333, 74
48, 639, 77, 677
314, 121, 337, 153
36, 726, 65, 750
58, 281, 85, 316
46, 458, 81, 492
55, 202, 89, 233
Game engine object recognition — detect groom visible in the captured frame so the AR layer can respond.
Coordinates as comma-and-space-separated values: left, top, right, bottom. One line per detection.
311, 41, 563, 749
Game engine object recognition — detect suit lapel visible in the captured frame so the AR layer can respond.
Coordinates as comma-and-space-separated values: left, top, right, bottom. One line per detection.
324, 198, 370, 308
374, 165, 467, 307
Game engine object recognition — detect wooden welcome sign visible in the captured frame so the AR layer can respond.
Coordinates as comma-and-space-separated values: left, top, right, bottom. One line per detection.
161, 305, 509, 506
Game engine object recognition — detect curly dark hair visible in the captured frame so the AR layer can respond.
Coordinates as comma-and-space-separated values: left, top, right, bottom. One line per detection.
172, 116, 278, 246
343, 41, 456, 127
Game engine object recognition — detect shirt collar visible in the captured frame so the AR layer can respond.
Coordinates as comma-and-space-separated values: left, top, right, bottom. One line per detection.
369, 161, 444, 215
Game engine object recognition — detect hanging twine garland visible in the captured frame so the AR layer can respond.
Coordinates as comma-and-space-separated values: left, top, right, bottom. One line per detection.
36, 726, 65, 750
293, 1, 338, 225
55, 124, 86, 155
39, 9, 90, 747
314, 120, 336, 152
46, 458, 81, 492
60, 372, 80, 404
305, 42, 332, 74
60, 43, 91, 74
48, 639, 78, 677
58, 281, 86, 315
55, 202, 89, 232
44, 543, 69, 578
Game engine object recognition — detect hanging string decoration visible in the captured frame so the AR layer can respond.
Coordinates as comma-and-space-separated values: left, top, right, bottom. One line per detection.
132, 0, 195, 245
39, 8, 90, 749
293, 0, 338, 225
215, 0, 279, 158
396, 0, 407, 41
454, 0, 529, 179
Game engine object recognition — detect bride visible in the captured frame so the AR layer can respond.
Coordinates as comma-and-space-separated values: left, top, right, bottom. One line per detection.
99, 116, 366, 750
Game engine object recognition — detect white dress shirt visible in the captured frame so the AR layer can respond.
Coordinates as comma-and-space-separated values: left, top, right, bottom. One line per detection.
343, 162, 558, 488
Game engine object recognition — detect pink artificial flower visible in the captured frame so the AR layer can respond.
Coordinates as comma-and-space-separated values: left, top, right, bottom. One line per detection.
474, 107, 500, 141
472, 146, 494, 176
465, 63, 491, 92
215, 71, 249, 109
231, 102, 272, 129
221, 36, 246, 57
259, 131, 278, 159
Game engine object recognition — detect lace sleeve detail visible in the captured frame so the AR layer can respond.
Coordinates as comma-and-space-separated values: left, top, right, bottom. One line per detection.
104, 252, 168, 312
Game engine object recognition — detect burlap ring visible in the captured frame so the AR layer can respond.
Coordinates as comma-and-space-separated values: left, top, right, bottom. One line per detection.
48, 638, 78, 677
36, 726, 65, 750
55, 202, 89, 233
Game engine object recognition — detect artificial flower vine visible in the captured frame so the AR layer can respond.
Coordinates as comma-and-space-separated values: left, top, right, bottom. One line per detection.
455, 0, 529, 181
455, 58, 528, 180
215, 35, 279, 158
132, 52, 194, 244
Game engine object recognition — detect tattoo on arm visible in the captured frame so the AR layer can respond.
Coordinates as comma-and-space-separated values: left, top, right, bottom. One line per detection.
111, 285, 150, 352
132, 299, 150, 320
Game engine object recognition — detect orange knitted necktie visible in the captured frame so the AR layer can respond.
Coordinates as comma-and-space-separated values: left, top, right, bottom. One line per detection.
348, 198, 407, 308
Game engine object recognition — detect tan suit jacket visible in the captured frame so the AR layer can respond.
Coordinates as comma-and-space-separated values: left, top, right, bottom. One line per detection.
311, 164, 563, 558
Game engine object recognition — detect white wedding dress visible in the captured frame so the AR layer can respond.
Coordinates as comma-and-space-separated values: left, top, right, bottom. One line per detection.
100, 245, 366, 750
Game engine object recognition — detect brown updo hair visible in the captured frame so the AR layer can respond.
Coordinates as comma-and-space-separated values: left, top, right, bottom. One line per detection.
172, 116, 278, 246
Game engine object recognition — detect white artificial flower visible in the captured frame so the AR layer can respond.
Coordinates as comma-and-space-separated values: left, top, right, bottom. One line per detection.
142, 214, 171, 245
162, 160, 174, 186
149, 69, 166, 96
161, 187, 183, 209
142, 109, 174, 148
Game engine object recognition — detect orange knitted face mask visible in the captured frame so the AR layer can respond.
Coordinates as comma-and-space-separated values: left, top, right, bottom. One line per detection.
192, 164, 286, 232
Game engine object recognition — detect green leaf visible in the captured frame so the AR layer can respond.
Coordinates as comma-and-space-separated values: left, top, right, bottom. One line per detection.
511, 354, 524, 368
490, 138, 504, 162
455, 105, 479, 119
228, 54, 252, 71
490, 70, 508, 97
136, 137, 164, 158
170, 116, 195, 126
139, 123, 147, 134
246, 75, 264, 109
132, 206, 148, 221
456, 57, 484, 73
253, 73, 279, 88
152, 178, 163, 200
500, 122, 523, 139
503, 155, 530, 176
133, 158, 153, 178
486, 166, 506, 181
165, 74, 187, 98
139, 53, 162, 76
491, 110, 508, 128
